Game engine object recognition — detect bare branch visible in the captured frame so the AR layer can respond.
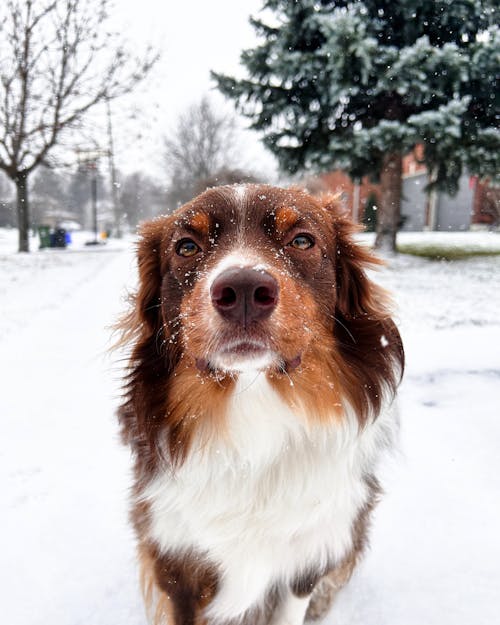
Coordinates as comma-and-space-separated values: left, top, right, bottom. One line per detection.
0, 0, 158, 251
164, 96, 254, 209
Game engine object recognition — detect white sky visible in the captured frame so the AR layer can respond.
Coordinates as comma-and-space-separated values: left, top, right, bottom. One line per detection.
107, 0, 278, 181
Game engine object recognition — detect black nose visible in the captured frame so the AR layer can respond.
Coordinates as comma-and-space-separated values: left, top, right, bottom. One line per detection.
210, 267, 279, 327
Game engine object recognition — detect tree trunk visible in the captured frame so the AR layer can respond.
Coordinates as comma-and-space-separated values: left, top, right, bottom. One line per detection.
15, 173, 30, 253
374, 152, 403, 253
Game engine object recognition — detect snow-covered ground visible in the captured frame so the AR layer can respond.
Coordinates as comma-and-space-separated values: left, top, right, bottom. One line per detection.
1, 228, 499, 625
322, 237, 500, 625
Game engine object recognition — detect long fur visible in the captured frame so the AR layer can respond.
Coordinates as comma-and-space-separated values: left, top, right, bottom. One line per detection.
117, 184, 404, 625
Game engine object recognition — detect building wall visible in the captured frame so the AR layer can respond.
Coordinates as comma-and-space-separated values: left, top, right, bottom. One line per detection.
435, 175, 473, 231
400, 173, 427, 231
318, 148, 483, 231
319, 146, 429, 226
472, 178, 500, 227
319, 171, 380, 222
400, 172, 474, 231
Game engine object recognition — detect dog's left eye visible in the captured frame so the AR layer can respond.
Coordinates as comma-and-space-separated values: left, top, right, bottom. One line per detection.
289, 234, 315, 250
176, 239, 201, 257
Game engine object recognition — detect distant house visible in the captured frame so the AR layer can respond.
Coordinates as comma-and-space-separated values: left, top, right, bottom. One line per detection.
316, 147, 499, 231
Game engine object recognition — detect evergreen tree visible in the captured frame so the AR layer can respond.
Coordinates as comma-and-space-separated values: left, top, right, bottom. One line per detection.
213, 0, 499, 251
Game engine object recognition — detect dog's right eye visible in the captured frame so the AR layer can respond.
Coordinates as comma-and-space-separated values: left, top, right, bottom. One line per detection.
176, 239, 201, 257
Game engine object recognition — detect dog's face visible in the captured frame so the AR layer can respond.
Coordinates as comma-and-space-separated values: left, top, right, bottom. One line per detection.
164, 185, 337, 374
122, 185, 403, 463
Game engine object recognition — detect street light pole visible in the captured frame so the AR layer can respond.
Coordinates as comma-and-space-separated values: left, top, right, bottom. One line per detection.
91, 164, 98, 244
77, 148, 104, 246
106, 97, 121, 238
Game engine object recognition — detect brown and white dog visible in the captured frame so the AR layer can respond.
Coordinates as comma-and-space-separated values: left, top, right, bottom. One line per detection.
118, 184, 404, 625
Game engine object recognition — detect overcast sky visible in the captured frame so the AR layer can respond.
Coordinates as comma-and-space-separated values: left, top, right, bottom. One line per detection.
108, 0, 278, 181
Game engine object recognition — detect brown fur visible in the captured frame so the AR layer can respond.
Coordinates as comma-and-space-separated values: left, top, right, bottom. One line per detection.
117, 184, 404, 624
139, 543, 174, 625
275, 205, 300, 233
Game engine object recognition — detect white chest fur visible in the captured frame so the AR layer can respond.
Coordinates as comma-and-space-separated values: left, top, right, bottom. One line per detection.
143, 373, 396, 622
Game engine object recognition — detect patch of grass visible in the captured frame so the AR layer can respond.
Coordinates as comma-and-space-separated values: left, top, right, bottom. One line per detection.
396, 244, 500, 261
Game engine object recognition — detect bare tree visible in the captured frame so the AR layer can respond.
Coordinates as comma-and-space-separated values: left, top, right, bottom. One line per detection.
119, 171, 166, 226
31, 165, 68, 225
193, 167, 258, 196
164, 96, 250, 209
0, 0, 158, 252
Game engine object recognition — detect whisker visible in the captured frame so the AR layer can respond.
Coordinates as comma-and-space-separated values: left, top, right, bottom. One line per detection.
332, 315, 357, 344
281, 366, 295, 387
144, 302, 162, 312
155, 327, 165, 354
234, 371, 261, 394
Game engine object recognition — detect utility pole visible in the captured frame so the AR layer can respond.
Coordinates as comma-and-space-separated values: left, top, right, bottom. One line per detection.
90, 162, 98, 243
106, 97, 122, 238
77, 148, 103, 246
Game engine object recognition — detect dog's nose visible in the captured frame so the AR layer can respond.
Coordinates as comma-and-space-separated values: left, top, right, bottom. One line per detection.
210, 267, 279, 326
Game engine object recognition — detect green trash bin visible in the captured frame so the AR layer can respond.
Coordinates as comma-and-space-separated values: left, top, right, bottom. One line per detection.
38, 225, 51, 249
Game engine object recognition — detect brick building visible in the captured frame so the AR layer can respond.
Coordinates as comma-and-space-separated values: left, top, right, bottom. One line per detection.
316, 147, 499, 231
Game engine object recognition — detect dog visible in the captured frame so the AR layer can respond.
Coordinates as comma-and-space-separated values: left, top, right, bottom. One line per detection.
117, 184, 404, 625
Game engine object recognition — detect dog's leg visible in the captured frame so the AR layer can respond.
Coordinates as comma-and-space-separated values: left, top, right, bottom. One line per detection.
306, 478, 380, 621
139, 544, 176, 625
269, 592, 312, 625
139, 543, 218, 625
305, 556, 357, 621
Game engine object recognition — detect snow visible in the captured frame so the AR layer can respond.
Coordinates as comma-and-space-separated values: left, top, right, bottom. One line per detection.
319, 240, 500, 625
1, 229, 499, 624
375, 229, 500, 254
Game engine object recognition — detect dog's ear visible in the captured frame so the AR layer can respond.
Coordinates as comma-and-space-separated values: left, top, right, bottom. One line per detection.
117, 218, 167, 357
135, 220, 166, 337
322, 196, 404, 421
117, 217, 179, 465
